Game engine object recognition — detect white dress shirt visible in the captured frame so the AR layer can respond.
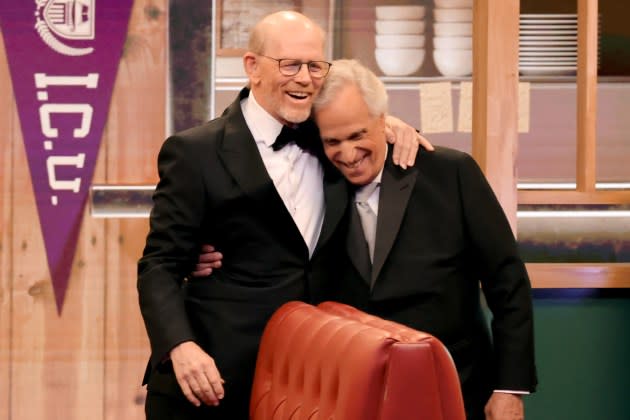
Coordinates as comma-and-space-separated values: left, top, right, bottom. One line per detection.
354, 172, 383, 218
354, 171, 383, 263
241, 92, 324, 258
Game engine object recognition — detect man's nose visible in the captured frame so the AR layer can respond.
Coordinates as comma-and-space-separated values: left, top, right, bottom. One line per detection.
293, 63, 313, 83
339, 143, 357, 163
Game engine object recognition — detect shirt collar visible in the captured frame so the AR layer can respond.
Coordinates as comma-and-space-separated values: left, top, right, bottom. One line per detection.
365, 142, 387, 185
354, 143, 388, 199
242, 90, 284, 148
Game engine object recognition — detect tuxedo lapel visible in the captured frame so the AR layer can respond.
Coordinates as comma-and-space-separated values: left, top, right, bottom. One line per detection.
314, 169, 348, 255
218, 89, 275, 201
217, 88, 306, 252
371, 155, 417, 285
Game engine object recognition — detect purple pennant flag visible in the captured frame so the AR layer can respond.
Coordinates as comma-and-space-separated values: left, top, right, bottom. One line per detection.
0, 1, 134, 314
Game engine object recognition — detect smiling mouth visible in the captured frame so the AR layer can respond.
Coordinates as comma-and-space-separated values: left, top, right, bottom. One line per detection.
287, 91, 309, 100
343, 156, 366, 170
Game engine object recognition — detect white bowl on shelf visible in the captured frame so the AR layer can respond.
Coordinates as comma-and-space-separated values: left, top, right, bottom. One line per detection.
433, 36, 472, 49
375, 34, 425, 48
375, 19, 426, 35
375, 48, 425, 76
375, 5, 426, 20
434, 0, 474, 8
434, 22, 472, 36
434, 8, 473, 22
433, 49, 473, 76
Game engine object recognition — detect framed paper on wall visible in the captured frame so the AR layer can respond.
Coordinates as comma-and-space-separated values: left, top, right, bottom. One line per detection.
216, 0, 335, 57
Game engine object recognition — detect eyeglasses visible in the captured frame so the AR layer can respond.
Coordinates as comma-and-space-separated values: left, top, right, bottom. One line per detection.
259, 55, 332, 78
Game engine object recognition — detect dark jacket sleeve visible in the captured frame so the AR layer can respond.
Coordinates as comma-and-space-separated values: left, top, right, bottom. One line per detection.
137, 134, 207, 368
458, 153, 538, 392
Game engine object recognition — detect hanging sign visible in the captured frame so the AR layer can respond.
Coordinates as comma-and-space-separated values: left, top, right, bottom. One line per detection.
0, 0, 134, 313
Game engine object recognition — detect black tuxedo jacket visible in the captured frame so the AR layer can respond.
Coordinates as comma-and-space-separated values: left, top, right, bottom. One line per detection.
137, 88, 348, 412
335, 146, 537, 417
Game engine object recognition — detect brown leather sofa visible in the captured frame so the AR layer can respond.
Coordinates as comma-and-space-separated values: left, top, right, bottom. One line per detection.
251, 301, 466, 420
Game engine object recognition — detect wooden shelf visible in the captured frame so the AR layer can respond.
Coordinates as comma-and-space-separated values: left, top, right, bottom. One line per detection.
527, 263, 630, 288
518, 190, 630, 204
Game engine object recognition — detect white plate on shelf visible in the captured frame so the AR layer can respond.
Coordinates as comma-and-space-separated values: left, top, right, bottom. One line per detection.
520, 61, 599, 66
520, 53, 578, 57
520, 46, 577, 52
520, 58, 577, 62
520, 51, 577, 57
519, 63, 577, 68
519, 67, 577, 75
519, 64, 577, 69
520, 14, 578, 18
519, 23, 577, 28
519, 58, 577, 63
520, 35, 577, 40
519, 19, 578, 25
521, 59, 599, 67
519, 29, 578, 35
518, 20, 577, 29
520, 40, 578, 46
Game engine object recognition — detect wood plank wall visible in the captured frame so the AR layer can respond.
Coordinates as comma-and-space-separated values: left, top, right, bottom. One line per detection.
472, 0, 520, 233
0, 25, 14, 420
0, 1, 167, 419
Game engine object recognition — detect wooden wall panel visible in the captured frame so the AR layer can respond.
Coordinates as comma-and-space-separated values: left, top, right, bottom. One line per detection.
472, 0, 520, 233
8, 63, 108, 420
103, 1, 167, 419
576, 0, 599, 191
0, 29, 14, 420
10, 104, 106, 420
0, 1, 168, 418
528, 263, 630, 288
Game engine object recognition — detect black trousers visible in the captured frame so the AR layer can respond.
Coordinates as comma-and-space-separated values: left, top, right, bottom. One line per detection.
462, 380, 492, 420
145, 362, 250, 420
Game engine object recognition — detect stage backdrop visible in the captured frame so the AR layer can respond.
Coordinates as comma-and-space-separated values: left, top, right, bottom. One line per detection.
0, 0, 167, 418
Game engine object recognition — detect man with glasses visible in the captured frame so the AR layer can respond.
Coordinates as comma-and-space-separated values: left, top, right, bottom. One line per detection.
258, 55, 332, 79
137, 10, 430, 420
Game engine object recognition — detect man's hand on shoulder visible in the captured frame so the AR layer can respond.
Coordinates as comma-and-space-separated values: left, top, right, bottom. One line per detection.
384, 114, 434, 169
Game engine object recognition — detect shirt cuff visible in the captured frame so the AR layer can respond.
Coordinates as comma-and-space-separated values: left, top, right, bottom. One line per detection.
493, 390, 530, 395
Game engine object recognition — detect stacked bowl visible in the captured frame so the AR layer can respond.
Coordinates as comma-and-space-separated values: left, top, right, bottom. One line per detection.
374, 5, 426, 76
432, 0, 473, 77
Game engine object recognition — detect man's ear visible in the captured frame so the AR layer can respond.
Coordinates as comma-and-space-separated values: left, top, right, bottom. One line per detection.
243, 53, 260, 84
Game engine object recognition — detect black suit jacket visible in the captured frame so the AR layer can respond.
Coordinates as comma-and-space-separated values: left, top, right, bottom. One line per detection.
336, 146, 537, 417
137, 88, 348, 413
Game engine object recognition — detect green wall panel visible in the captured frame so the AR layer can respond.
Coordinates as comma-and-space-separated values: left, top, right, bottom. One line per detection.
526, 294, 630, 420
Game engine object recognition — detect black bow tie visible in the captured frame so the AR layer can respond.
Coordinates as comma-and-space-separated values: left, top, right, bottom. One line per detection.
272, 121, 319, 152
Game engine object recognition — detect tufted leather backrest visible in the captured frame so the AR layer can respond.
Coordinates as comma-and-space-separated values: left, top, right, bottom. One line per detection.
250, 301, 466, 420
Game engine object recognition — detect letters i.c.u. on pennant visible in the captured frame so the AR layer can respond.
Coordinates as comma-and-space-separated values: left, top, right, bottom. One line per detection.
0, 1, 134, 313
